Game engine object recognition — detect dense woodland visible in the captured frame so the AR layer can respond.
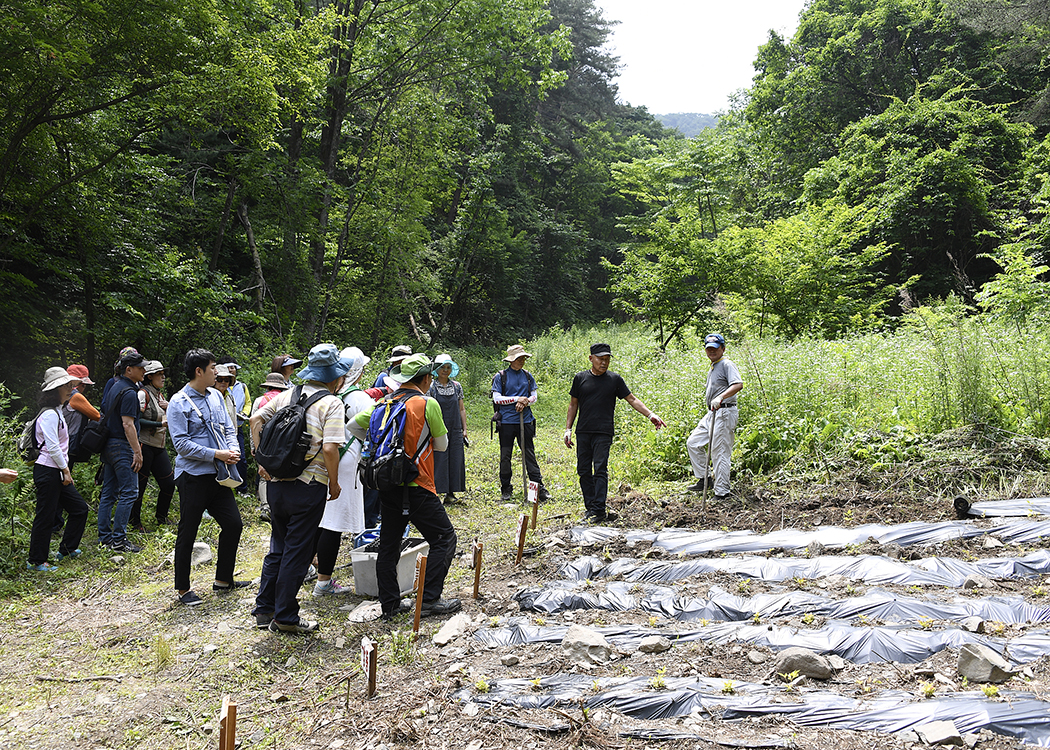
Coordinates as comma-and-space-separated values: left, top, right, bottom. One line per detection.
2, 0, 1050, 403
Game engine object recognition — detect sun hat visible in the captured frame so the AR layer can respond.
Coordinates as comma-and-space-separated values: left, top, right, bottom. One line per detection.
143, 360, 166, 377
339, 347, 371, 385
41, 366, 78, 392
66, 365, 94, 385
279, 355, 302, 369
259, 372, 291, 391
432, 353, 460, 378
391, 353, 434, 383
215, 364, 234, 379
503, 344, 532, 362
298, 343, 353, 383
226, 362, 241, 371
386, 344, 413, 364
704, 333, 726, 349
590, 343, 612, 357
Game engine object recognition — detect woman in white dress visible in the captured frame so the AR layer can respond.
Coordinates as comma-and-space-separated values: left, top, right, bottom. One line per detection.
311, 347, 373, 596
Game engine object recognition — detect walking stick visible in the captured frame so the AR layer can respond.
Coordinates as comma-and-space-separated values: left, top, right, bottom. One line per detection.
520, 409, 528, 503
702, 408, 715, 513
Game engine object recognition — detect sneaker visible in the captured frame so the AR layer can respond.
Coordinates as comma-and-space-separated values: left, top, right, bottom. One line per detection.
537, 486, 551, 502
254, 612, 275, 629
443, 493, 457, 504
312, 579, 352, 597
131, 523, 147, 534
420, 597, 462, 617
155, 517, 174, 527
52, 548, 83, 561
303, 564, 318, 583
500, 490, 513, 503
686, 479, 707, 492
111, 540, 142, 553
27, 562, 58, 572
179, 591, 204, 606
269, 618, 319, 634
212, 580, 253, 592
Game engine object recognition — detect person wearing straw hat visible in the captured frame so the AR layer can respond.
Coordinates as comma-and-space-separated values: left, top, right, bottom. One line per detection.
564, 343, 666, 523
131, 360, 176, 529
250, 344, 350, 634
686, 333, 743, 500
492, 344, 547, 503
250, 372, 293, 522
27, 367, 90, 571
370, 344, 413, 389
97, 349, 147, 553
429, 354, 467, 503
348, 353, 460, 620
168, 349, 248, 606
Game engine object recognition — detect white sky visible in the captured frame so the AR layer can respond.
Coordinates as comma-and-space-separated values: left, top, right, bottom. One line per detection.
594, 0, 809, 115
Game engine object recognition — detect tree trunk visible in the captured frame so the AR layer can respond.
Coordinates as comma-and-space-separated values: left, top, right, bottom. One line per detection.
236, 200, 266, 314
211, 177, 237, 272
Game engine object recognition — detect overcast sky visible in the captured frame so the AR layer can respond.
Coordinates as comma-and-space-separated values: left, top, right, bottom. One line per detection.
594, 0, 809, 115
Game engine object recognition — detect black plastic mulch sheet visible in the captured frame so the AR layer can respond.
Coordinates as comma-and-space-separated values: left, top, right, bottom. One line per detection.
517, 582, 1050, 625
560, 549, 1050, 587
969, 498, 1050, 517
455, 675, 1050, 746
474, 616, 1050, 665
568, 518, 1050, 554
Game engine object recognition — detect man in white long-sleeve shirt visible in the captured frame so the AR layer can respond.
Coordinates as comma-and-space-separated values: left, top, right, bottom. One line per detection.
491, 344, 548, 503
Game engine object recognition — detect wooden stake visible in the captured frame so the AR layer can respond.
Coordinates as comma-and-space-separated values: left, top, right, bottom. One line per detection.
471, 539, 483, 599
412, 552, 427, 638
528, 480, 539, 530
219, 695, 237, 750
515, 513, 528, 564
360, 637, 377, 699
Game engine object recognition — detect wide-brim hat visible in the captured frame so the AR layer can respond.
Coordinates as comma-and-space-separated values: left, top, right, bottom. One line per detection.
66, 364, 94, 385
339, 346, 371, 385
143, 360, 166, 377
391, 353, 433, 383
42, 366, 78, 391
386, 344, 413, 364
503, 344, 532, 362
298, 343, 353, 383
260, 372, 291, 391
215, 364, 234, 379
433, 353, 459, 378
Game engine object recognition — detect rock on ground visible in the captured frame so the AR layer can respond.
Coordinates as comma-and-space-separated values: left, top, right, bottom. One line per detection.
432, 614, 471, 646
166, 541, 212, 567
561, 624, 611, 665
637, 635, 672, 654
915, 720, 963, 746
957, 643, 1013, 683
773, 647, 834, 680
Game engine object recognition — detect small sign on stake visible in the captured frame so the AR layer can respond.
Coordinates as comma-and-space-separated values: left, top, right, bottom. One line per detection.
471, 538, 483, 599
361, 637, 377, 699
413, 552, 428, 638
515, 513, 528, 564
219, 695, 237, 750
528, 480, 539, 530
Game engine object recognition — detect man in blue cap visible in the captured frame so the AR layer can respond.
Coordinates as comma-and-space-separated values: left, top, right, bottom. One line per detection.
250, 344, 350, 634
686, 333, 743, 500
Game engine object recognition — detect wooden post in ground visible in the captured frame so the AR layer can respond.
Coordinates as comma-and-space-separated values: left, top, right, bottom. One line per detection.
528, 480, 539, 530
360, 637, 377, 699
471, 539, 483, 599
219, 695, 237, 750
412, 552, 428, 638
515, 513, 528, 565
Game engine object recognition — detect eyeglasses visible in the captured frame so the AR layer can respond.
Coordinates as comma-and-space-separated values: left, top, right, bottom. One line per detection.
216, 377, 233, 383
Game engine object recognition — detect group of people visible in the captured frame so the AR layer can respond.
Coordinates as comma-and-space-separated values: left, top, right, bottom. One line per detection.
18, 332, 743, 630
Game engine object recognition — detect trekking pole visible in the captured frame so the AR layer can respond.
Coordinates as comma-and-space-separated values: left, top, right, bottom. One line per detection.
520, 409, 528, 503
702, 408, 715, 513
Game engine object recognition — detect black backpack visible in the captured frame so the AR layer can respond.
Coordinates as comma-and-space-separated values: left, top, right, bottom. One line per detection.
76, 381, 133, 458
255, 386, 333, 479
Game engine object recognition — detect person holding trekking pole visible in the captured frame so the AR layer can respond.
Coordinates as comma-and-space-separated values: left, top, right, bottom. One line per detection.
686, 333, 743, 502
491, 345, 549, 503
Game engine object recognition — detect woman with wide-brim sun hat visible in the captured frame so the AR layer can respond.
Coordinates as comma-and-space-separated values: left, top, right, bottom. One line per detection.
28, 367, 90, 571
428, 353, 467, 503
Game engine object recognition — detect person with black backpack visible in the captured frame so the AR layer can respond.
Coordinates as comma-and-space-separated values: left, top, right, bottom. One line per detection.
250, 344, 350, 634
349, 353, 460, 621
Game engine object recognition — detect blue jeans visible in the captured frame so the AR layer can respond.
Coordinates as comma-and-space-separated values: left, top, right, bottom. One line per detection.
99, 439, 137, 546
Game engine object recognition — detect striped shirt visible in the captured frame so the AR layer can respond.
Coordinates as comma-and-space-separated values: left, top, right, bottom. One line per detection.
254, 382, 346, 485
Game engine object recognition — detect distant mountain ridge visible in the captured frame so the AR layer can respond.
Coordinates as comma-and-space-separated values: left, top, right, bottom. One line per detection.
656, 112, 718, 137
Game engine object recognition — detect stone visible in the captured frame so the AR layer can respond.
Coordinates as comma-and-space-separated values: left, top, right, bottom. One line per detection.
461, 702, 479, 717
269, 693, 289, 703
773, 647, 834, 680
638, 636, 672, 654
896, 730, 919, 743
202, 644, 219, 655
961, 617, 985, 634
963, 574, 993, 590
500, 654, 519, 666
827, 655, 848, 671
747, 650, 767, 665
881, 542, 904, 559
982, 536, 1004, 549
915, 720, 963, 746
561, 625, 612, 665
823, 574, 848, 589
342, 601, 383, 621
216, 621, 234, 635
109, 555, 125, 565
957, 643, 1013, 683
165, 541, 212, 567
446, 661, 466, 675
285, 657, 297, 668
807, 541, 825, 558
334, 637, 345, 649
433, 613, 471, 646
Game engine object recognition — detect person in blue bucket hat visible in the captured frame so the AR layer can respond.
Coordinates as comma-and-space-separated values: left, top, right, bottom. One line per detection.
250, 343, 351, 634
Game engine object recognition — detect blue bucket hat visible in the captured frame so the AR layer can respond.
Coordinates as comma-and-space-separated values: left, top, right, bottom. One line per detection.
432, 353, 459, 378
298, 343, 353, 383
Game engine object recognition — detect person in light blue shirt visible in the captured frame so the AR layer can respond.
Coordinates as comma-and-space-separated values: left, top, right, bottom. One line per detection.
491, 344, 548, 503
167, 348, 248, 607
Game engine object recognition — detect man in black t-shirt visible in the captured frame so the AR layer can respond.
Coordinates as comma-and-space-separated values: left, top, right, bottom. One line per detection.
564, 343, 666, 523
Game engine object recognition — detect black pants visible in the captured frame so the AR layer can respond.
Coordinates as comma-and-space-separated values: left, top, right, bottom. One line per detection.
498, 420, 543, 493
31, 464, 88, 564
377, 485, 457, 615
173, 473, 243, 591
314, 526, 341, 577
576, 432, 613, 518
253, 480, 326, 624
132, 444, 176, 526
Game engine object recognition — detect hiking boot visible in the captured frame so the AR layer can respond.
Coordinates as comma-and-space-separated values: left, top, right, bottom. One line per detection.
537, 486, 551, 502
380, 600, 413, 621
420, 597, 462, 617
686, 479, 707, 492
500, 490, 513, 503
179, 591, 204, 606
312, 579, 352, 597
269, 618, 320, 634
254, 612, 275, 629
213, 580, 253, 592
